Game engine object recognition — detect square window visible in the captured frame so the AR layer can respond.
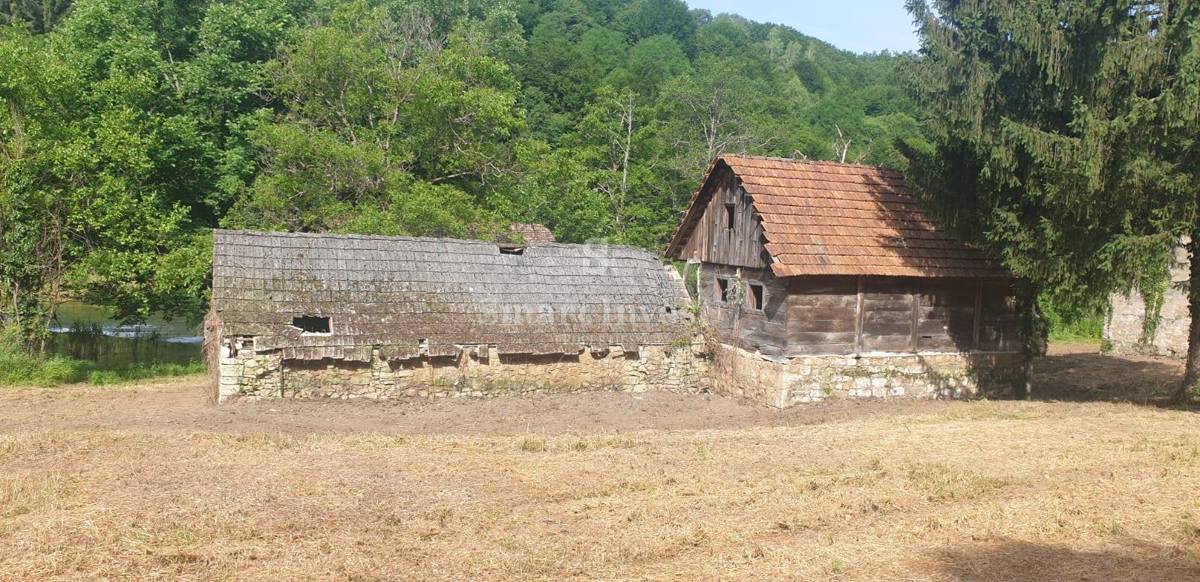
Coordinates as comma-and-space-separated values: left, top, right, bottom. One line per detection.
292, 315, 331, 334
748, 283, 765, 311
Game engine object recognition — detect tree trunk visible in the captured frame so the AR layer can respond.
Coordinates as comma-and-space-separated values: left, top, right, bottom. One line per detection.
1175, 234, 1200, 404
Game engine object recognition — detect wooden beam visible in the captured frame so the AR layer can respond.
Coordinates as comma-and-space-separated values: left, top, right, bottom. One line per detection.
910, 280, 920, 353
854, 276, 865, 355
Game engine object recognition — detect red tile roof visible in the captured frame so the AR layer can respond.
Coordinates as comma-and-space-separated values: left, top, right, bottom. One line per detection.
508, 223, 556, 245
667, 155, 1011, 279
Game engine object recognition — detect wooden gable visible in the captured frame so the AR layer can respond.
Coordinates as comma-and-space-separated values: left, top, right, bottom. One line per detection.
675, 162, 769, 270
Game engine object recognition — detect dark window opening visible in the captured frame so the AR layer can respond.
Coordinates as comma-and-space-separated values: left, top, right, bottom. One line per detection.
725, 204, 736, 231
717, 278, 730, 303
748, 283, 765, 311
499, 246, 525, 255
292, 315, 331, 334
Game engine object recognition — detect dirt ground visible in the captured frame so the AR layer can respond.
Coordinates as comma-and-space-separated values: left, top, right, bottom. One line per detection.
2, 344, 1199, 580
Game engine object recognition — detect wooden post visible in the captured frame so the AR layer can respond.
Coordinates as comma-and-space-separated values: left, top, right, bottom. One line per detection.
854, 276, 865, 355
910, 281, 920, 353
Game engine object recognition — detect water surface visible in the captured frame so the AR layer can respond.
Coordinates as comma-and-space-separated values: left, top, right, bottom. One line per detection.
48, 302, 202, 367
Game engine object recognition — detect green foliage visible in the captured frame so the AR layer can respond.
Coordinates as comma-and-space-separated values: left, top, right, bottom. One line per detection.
1137, 271, 1171, 346
85, 362, 206, 385
1, 0, 73, 33
2, 0, 931, 356
905, 0, 1200, 397
0, 350, 87, 386
1038, 295, 1105, 343
904, 0, 1200, 315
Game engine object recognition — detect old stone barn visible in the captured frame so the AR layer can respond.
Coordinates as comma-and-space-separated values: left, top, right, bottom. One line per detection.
666, 155, 1027, 406
209, 230, 707, 402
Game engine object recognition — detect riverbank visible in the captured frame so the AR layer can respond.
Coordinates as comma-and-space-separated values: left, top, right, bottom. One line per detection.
0, 349, 204, 387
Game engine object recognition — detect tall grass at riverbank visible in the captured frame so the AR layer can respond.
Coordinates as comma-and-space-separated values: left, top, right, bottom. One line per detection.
0, 328, 203, 387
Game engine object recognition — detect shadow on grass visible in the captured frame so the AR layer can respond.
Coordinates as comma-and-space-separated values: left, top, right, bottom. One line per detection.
1033, 346, 1188, 408
933, 538, 1200, 582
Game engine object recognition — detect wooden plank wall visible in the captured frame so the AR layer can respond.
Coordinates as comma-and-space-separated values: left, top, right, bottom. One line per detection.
699, 264, 789, 356
783, 276, 1021, 356
785, 277, 859, 355
681, 166, 768, 269
918, 280, 978, 351
861, 278, 916, 352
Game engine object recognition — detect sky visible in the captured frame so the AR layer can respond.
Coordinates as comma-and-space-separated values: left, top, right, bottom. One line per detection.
685, 0, 920, 54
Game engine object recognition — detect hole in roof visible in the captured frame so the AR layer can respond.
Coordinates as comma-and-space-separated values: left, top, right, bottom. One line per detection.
292, 315, 330, 334
499, 246, 525, 255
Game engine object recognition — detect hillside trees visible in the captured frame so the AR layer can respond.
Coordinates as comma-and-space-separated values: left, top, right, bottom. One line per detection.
223, 0, 525, 238
1, 0, 72, 33
0, 0, 288, 351
1, 0, 930, 352
904, 0, 1200, 400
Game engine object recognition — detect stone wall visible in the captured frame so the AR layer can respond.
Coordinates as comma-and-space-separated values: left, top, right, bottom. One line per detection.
216, 335, 1026, 407
711, 345, 1026, 407
217, 339, 710, 402
1106, 242, 1191, 358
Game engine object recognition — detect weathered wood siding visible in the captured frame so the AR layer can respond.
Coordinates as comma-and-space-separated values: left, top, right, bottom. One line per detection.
701, 268, 1022, 357
680, 165, 768, 269
861, 278, 917, 353
699, 264, 789, 355
785, 277, 859, 355
917, 279, 978, 351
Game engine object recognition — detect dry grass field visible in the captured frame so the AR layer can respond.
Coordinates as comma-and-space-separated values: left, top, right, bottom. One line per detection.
3, 344, 1200, 581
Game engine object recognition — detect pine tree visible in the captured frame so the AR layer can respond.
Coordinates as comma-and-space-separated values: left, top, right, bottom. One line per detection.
904, 0, 1200, 401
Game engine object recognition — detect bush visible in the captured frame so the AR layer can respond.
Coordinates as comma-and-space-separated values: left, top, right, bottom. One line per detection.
0, 350, 90, 386
1039, 295, 1106, 342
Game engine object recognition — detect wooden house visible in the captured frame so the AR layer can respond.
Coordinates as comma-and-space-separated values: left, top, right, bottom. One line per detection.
666, 155, 1027, 405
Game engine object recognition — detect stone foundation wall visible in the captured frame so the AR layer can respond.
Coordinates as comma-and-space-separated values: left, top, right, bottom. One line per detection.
712, 345, 1026, 407
217, 340, 710, 402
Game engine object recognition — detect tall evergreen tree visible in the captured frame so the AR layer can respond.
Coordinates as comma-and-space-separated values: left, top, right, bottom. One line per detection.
904, 0, 1200, 400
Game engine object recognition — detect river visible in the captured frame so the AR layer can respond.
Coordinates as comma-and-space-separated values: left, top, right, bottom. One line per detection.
47, 302, 202, 367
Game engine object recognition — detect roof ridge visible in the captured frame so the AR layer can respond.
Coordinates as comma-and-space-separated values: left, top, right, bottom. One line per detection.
212, 229, 662, 258
719, 154, 902, 173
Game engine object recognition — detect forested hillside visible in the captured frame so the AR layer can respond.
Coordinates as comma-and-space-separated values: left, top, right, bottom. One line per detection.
0, 0, 923, 344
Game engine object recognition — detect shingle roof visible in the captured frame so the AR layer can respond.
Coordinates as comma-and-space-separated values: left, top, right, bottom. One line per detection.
508, 223, 556, 245
211, 230, 691, 361
667, 155, 1011, 279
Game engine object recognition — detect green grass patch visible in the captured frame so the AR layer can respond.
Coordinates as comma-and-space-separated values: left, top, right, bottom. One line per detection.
1047, 313, 1105, 342
1040, 295, 1106, 343
0, 351, 91, 386
86, 362, 206, 385
0, 350, 204, 388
